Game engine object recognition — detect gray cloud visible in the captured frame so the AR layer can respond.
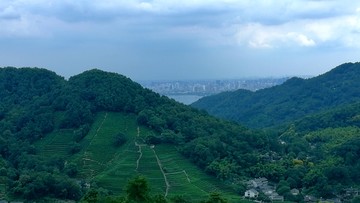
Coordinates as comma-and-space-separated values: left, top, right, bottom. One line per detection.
1, 0, 358, 29
0, 0, 359, 80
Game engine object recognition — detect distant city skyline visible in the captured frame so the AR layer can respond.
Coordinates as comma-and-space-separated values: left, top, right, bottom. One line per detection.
140, 77, 289, 104
140, 77, 289, 94
1, 0, 360, 80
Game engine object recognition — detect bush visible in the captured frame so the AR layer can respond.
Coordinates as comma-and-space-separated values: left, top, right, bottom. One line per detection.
69, 143, 82, 154
64, 163, 78, 177
114, 133, 127, 147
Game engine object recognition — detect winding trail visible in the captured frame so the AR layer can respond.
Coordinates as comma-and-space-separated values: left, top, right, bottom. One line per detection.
135, 141, 144, 171
135, 125, 170, 197
90, 112, 108, 145
135, 126, 143, 171
151, 147, 170, 197
82, 113, 108, 174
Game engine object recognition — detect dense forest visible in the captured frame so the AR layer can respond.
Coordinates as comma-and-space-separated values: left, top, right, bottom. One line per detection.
0, 67, 268, 202
1, 64, 360, 202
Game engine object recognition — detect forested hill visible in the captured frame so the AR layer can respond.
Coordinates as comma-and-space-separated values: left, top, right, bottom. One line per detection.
0, 67, 271, 202
3, 66, 360, 201
192, 62, 360, 128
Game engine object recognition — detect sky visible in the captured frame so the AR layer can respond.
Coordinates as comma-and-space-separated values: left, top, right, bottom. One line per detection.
1, 0, 360, 80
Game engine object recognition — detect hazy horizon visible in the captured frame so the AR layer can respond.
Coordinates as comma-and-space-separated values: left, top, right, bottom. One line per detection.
1, 0, 360, 80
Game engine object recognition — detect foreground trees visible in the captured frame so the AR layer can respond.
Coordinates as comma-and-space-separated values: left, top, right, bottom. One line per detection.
80, 176, 228, 203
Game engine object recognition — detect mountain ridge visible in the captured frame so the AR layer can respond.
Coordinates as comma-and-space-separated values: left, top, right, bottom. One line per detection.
192, 62, 360, 128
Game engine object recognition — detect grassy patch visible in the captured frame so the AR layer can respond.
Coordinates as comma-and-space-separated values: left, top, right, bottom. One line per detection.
35, 129, 75, 158
72, 112, 139, 179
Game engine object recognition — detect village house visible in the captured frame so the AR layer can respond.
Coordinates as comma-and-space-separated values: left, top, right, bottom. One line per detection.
345, 187, 360, 197
305, 195, 318, 202
269, 192, 284, 202
245, 177, 285, 201
247, 177, 268, 189
291, 188, 300, 195
244, 189, 259, 198
263, 187, 275, 196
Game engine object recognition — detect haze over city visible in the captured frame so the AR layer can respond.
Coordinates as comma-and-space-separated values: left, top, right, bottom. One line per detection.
1, 0, 360, 80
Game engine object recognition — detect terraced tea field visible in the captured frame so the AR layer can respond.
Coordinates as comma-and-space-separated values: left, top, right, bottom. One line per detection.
36, 112, 242, 202
35, 129, 75, 157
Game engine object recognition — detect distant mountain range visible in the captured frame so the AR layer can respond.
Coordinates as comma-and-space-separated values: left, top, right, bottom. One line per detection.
192, 62, 360, 128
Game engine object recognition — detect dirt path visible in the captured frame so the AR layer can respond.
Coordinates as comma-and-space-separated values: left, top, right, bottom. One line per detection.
135, 126, 144, 171
88, 112, 108, 146
135, 126, 170, 197
82, 113, 108, 171
152, 147, 170, 197
183, 170, 191, 183
135, 141, 144, 171
164, 170, 191, 183
82, 158, 104, 165
101, 117, 135, 170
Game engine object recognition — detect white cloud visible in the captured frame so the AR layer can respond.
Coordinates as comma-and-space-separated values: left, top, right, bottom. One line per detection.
304, 13, 360, 47
235, 23, 316, 49
0, 0, 360, 49
288, 33, 315, 47
137, 2, 153, 11
235, 23, 274, 48
232, 0, 360, 49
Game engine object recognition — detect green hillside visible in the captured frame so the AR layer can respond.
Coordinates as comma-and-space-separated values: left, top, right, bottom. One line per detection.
192, 62, 360, 128
1, 67, 262, 202
289, 101, 360, 134
35, 112, 241, 201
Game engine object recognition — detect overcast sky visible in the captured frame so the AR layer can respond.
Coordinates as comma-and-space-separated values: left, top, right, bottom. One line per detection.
1, 0, 360, 80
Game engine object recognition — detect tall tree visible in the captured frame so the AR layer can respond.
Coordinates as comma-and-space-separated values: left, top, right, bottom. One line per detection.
126, 176, 150, 202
